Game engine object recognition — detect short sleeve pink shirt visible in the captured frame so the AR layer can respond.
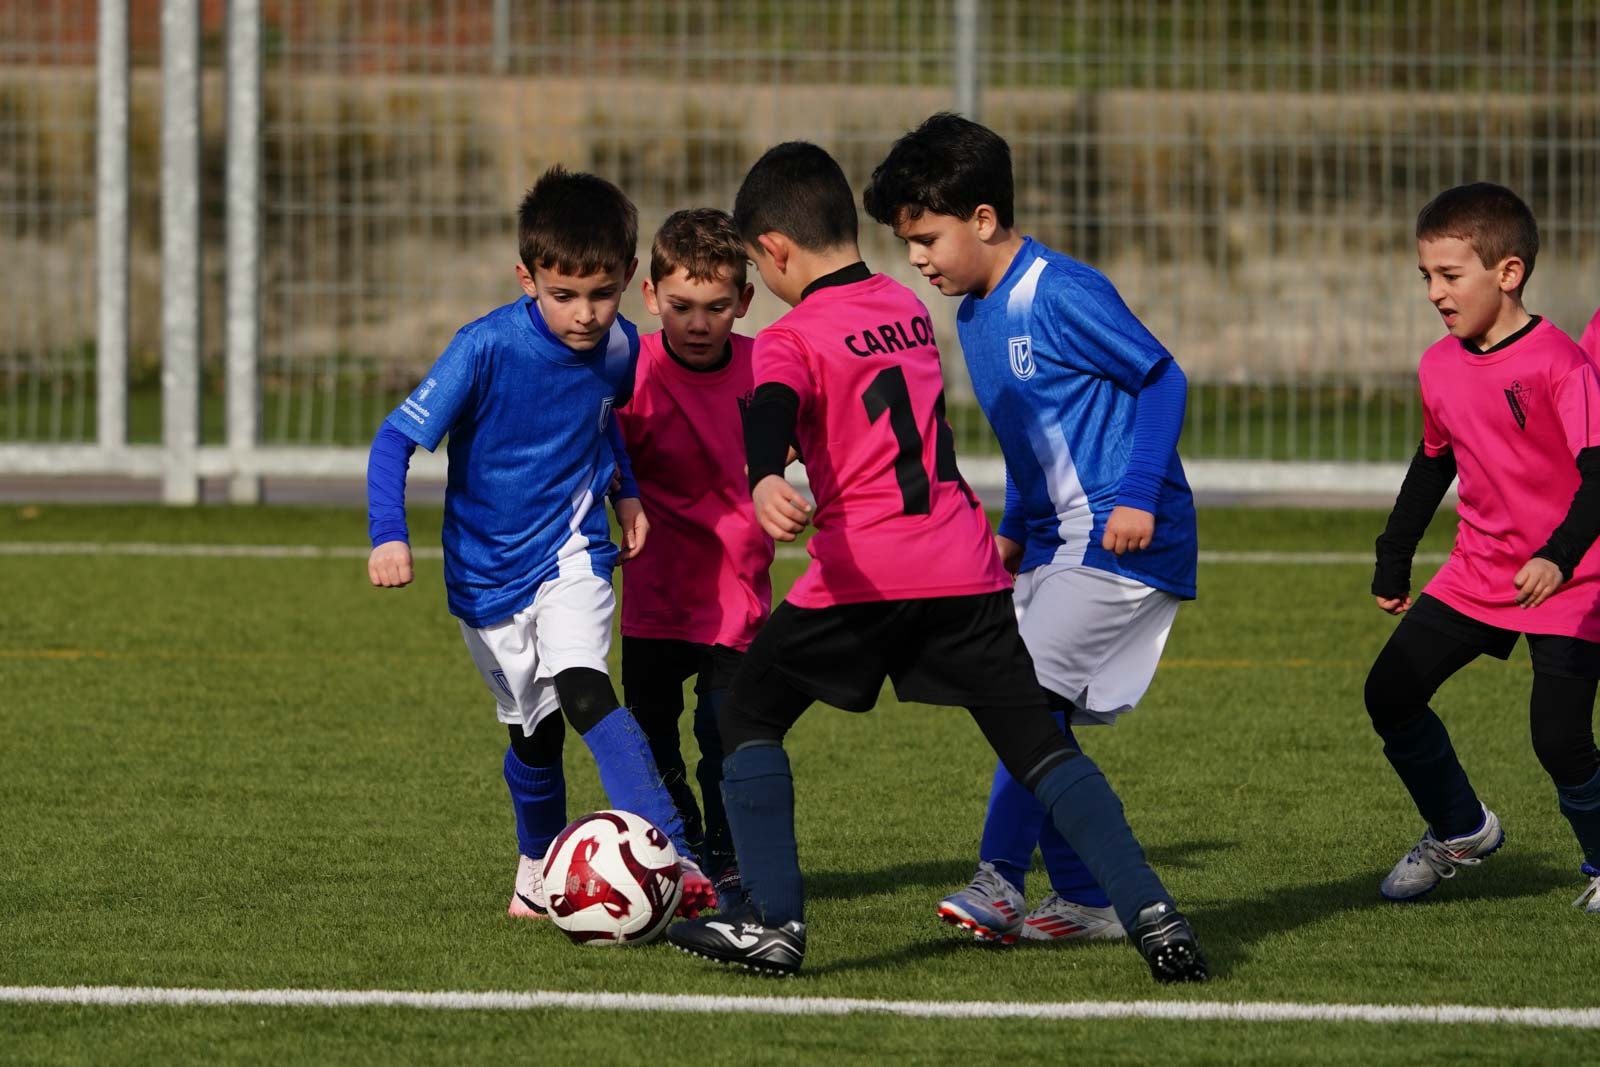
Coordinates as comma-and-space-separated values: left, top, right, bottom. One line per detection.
1579, 307, 1600, 365
1419, 318, 1600, 639
614, 332, 774, 649
755, 273, 1009, 609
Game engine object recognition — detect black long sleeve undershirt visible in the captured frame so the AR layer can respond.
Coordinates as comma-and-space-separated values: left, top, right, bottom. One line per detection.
744, 382, 801, 490
1533, 446, 1600, 581
1372, 441, 1456, 599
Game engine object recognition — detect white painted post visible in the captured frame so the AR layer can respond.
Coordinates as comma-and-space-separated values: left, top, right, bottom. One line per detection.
96, 0, 128, 451
953, 0, 981, 120
161, 0, 202, 504
226, 0, 262, 503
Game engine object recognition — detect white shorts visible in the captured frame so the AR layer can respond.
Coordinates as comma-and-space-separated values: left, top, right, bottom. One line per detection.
458, 573, 615, 735
1014, 563, 1180, 726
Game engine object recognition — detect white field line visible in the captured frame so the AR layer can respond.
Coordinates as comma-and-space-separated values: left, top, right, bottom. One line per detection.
0, 985, 1595, 1029
0, 541, 1447, 567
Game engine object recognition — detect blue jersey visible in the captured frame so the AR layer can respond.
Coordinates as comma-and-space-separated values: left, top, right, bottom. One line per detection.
386, 296, 639, 627
956, 237, 1197, 598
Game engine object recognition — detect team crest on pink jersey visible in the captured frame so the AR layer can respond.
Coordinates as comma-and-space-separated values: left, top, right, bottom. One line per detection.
1503, 380, 1528, 430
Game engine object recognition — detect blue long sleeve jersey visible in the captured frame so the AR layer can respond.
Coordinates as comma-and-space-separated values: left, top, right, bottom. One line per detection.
366, 295, 640, 627
957, 237, 1197, 599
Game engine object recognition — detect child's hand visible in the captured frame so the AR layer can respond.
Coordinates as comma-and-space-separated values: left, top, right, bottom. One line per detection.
615, 497, 649, 562
753, 475, 812, 541
1102, 506, 1155, 555
1375, 595, 1412, 615
996, 534, 1023, 576
1514, 557, 1563, 609
368, 540, 414, 588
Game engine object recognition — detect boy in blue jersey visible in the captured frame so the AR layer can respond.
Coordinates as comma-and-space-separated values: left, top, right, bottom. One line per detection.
366, 166, 715, 919
866, 114, 1198, 945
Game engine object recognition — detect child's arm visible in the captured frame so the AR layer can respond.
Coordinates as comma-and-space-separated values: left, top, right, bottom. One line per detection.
744, 382, 812, 541
995, 467, 1025, 574
1372, 441, 1457, 614
604, 414, 647, 561
1104, 357, 1187, 556
367, 421, 417, 587
1517, 446, 1600, 608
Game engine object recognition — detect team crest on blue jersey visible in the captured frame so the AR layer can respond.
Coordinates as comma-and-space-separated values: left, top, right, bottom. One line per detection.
1009, 336, 1036, 381
598, 396, 614, 431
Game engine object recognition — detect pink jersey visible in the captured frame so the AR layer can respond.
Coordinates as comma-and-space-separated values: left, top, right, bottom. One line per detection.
1420, 317, 1600, 639
756, 271, 1009, 608
614, 332, 774, 649
1580, 307, 1600, 364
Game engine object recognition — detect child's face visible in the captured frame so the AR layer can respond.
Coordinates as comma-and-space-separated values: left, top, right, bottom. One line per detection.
891, 208, 990, 297
642, 267, 754, 368
1416, 236, 1521, 347
516, 259, 637, 351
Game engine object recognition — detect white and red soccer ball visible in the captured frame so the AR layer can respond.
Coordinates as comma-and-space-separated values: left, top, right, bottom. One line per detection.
541, 810, 683, 945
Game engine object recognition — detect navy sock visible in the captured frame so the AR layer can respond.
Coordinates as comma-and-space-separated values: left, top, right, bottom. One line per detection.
580, 707, 689, 855
1377, 710, 1482, 839
1557, 765, 1600, 869
1033, 754, 1170, 932
1037, 721, 1111, 909
502, 746, 566, 859
720, 743, 803, 925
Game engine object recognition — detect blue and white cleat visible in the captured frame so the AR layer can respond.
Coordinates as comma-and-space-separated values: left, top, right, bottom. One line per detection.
1575, 863, 1600, 913
1380, 804, 1504, 901
937, 861, 1025, 945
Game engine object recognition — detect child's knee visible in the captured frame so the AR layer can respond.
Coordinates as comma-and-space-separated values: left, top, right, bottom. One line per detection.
553, 666, 620, 733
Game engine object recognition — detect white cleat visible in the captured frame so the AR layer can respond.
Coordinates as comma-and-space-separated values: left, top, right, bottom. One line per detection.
507, 854, 548, 918
1021, 893, 1126, 942
1380, 805, 1504, 901
937, 861, 1025, 945
1575, 864, 1600, 913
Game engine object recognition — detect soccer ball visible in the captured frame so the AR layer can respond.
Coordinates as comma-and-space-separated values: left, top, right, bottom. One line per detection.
541, 810, 683, 945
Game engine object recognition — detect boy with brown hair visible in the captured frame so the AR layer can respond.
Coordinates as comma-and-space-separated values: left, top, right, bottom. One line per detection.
614, 208, 769, 908
1365, 182, 1600, 911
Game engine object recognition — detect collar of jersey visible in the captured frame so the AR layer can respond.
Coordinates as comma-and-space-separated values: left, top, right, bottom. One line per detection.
520, 295, 604, 366
966, 235, 1038, 310
1456, 315, 1544, 366
655, 333, 735, 381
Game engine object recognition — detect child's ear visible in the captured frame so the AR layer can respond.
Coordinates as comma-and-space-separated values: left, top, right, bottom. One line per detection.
1497, 256, 1526, 294
641, 278, 661, 316
757, 233, 789, 273
515, 262, 538, 299
735, 282, 756, 318
973, 204, 1000, 241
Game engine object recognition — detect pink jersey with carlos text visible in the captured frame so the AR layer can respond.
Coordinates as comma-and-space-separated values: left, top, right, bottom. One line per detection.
755, 272, 1009, 609
1420, 317, 1600, 639
614, 331, 774, 649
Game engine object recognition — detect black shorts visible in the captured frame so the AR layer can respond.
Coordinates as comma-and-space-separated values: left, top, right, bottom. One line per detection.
620, 636, 744, 706
1408, 593, 1600, 680
733, 589, 1046, 714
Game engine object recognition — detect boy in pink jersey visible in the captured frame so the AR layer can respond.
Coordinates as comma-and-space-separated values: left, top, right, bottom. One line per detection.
665, 142, 1205, 981
614, 209, 771, 908
1367, 183, 1600, 912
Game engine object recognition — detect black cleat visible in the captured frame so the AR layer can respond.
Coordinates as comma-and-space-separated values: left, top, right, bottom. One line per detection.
666, 904, 806, 977
1132, 901, 1208, 983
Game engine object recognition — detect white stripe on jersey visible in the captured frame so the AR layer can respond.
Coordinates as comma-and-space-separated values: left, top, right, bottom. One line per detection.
555, 485, 597, 579
1025, 418, 1094, 564
1006, 256, 1048, 317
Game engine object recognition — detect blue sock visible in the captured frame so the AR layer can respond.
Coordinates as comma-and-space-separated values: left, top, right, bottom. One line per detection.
1557, 765, 1600, 870
978, 758, 1046, 893
1037, 720, 1112, 909
1034, 754, 1170, 932
580, 707, 689, 855
720, 743, 803, 925
1377, 710, 1482, 839
503, 745, 566, 859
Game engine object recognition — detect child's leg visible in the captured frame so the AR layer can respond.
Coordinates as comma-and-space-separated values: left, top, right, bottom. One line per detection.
1527, 646, 1600, 869
1364, 612, 1488, 838
621, 637, 703, 860
504, 712, 567, 861
1034, 715, 1112, 908
692, 685, 734, 877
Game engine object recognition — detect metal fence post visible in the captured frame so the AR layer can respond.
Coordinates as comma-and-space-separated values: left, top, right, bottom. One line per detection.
96, 0, 128, 452
161, 0, 201, 504
954, 0, 981, 120
227, 0, 262, 503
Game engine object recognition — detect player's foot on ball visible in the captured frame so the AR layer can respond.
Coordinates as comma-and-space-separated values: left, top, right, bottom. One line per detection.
937, 861, 1024, 945
666, 904, 806, 976
1131, 901, 1208, 983
712, 863, 745, 912
1021, 893, 1126, 942
1380, 804, 1503, 901
506, 854, 548, 919
676, 857, 716, 918
1575, 863, 1600, 913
